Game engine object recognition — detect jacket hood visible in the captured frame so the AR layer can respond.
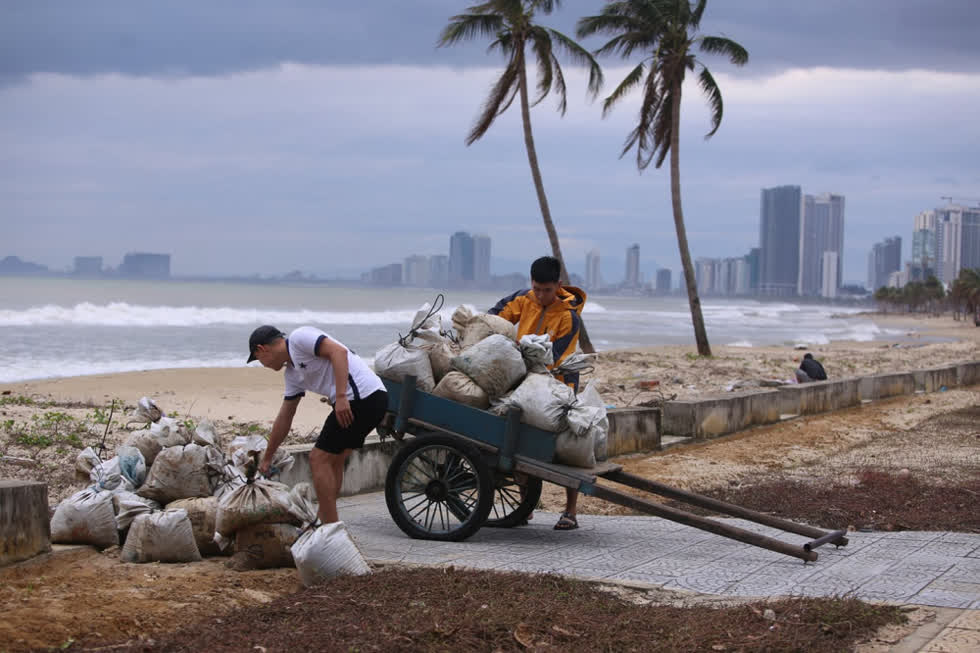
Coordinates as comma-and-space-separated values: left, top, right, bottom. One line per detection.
558, 285, 587, 316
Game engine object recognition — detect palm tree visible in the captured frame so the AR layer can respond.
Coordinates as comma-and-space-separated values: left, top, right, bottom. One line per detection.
578, 0, 748, 356
439, 0, 603, 353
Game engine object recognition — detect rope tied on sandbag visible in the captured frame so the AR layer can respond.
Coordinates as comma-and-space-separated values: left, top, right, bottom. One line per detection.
398, 293, 445, 347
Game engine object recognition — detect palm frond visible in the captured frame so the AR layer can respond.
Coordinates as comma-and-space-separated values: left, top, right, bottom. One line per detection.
601, 62, 645, 117
529, 29, 555, 107
691, 0, 708, 28
550, 51, 568, 114
530, 0, 559, 14
439, 13, 505, 47
546, 27, 603, 97
466, 61, 520, 145
697, 66, 723, 138
650, 74, 674, 169
699, 35, 749, 65
487, 32, 514, 55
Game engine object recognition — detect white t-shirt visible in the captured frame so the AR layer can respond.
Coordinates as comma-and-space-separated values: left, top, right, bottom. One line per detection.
282, 326, 385, 404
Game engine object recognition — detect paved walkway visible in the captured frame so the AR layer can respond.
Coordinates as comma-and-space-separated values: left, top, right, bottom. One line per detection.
340, 491, 980, 608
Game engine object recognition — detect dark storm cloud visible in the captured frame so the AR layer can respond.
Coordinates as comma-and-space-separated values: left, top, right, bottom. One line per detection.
2, 0, 978, 81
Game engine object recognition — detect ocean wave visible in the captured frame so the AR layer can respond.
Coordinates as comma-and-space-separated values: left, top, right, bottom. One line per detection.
0, 356, 246, 383
729, 340, 754, 347
0, 303, 424, 327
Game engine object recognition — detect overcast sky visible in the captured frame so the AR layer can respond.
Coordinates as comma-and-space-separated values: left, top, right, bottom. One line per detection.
2, 0, 978, 283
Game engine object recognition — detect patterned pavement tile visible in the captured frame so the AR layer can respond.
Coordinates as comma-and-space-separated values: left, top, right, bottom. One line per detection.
605, 569, 677, 586
921, 624, 980, 651
938, 532, 980, 545
943, 563, 980, 585
854, 573, 937, 602
909, 590, 977, 609
665, 575, 735, 595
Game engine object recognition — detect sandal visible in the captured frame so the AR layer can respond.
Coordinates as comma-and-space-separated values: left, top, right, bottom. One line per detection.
553, 512, 578, 531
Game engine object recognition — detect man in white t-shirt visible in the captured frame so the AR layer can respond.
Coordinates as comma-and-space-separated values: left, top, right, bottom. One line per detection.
247, 325, 388, 524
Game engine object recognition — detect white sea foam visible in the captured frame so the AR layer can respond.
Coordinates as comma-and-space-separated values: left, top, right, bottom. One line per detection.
729, 340, 754, 347
0, 357, 246, 384
0, 303, 422, 327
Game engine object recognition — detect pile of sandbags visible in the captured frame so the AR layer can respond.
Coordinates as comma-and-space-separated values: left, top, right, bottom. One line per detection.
50, 397, 275, 563
373, 300, 460, 391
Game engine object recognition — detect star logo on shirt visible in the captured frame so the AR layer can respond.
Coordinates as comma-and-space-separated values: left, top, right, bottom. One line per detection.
299, 362, 306, 369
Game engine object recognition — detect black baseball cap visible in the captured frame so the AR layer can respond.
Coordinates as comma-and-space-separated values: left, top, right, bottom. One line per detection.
247, 325, 285, 363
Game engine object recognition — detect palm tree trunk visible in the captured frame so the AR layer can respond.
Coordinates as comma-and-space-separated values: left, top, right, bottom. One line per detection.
668, 80, 712, 357
516, 51, 595, 355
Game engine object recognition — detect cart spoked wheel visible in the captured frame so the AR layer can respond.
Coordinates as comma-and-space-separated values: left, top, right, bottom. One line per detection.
485, 474, 543, 528
385, 434, 494, 541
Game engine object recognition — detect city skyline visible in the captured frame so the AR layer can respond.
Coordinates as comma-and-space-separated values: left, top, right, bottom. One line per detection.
2, 2, 977, 284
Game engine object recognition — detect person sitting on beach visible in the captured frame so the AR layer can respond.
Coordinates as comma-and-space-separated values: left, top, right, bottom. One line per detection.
795, 353, 828, 383
489, 255, 587, 531
247, 325, 388, 524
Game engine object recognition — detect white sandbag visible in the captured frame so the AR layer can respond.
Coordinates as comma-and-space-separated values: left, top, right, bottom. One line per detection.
133, 396, 163, 423
137, 443, 222, 504
150, 416, 190, 447
289, 482, 319, 526
234, 523, 301, 568
228, 435, 295, 477
89, 455, 133, 493
214, 479, 298, 544
74, 447, 102, 482
291, 521, 371, 587
116, 445, 147, 489
491, 373, 576, 432
519, 334, 554, 374
578, 380, 609, 462
561, 404, 604, 467
192, 420, 219, 448
373, 341, 435, 392
212, 464, 246, 500
50, 487, 118, 549
452, 306, 516, 349
554, 429, 597, 468
112, 491, 159, 531
421, 340, 459, 383
432, 371, 490, 409
122, 429, 164, 468
167, 496, 224, 556
121, 509, 202, 563
450, 334, 526, 399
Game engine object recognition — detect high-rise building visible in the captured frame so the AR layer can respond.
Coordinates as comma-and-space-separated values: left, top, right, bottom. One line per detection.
911, 210, 937, 276
119, 253, 170, 279
934, 205, 980, 284
449, 232, 474, 285
695, 257, 719, 294
821, 251, 839, 299
867, 237, 901, 291
403, 255, 430, 287
472, 234, 491, 285
429, 255, 449, 288
759, 185, 802, 296
625, 244, 640, 287
733, 258, 750, 295
745, 247, 760, 293
798, 193, 844, 296
585, 249, 601, 290
655, 268, 671, 294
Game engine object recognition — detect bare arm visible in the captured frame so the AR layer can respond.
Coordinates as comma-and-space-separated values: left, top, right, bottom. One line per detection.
260, 397, 300, 475
318, 336, 354, 428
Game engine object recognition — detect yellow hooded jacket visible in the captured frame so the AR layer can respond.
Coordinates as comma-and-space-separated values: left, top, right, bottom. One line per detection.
488, 285, 587, 385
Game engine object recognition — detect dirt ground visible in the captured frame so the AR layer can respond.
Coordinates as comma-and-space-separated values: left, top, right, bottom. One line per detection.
0, 547, 299, 652
538, 386, 980, 517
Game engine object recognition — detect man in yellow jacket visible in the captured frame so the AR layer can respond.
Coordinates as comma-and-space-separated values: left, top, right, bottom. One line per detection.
489, 256, 587, 530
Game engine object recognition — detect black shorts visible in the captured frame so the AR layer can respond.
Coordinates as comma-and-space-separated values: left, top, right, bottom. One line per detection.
315, 390, 389, 454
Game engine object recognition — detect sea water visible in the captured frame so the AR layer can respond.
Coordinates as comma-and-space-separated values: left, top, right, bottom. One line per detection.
0, 277, 903, 383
